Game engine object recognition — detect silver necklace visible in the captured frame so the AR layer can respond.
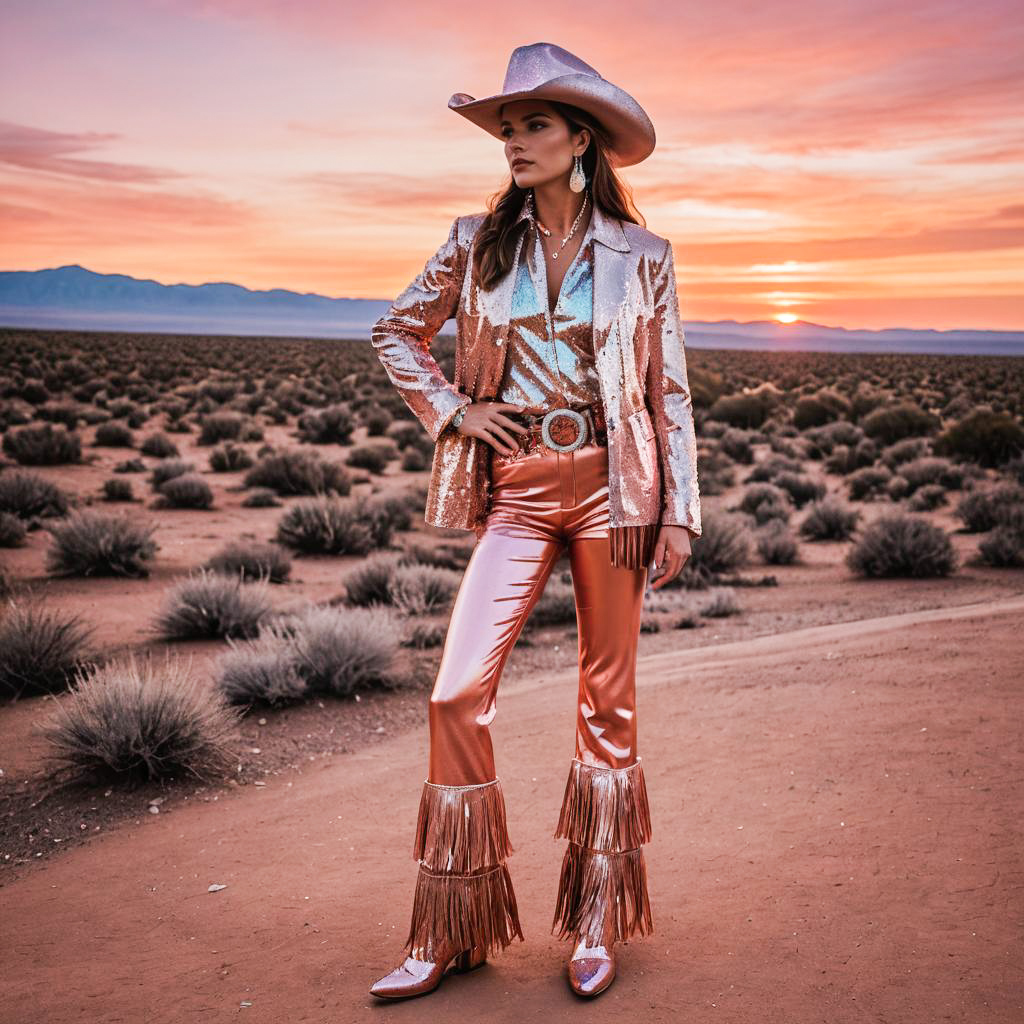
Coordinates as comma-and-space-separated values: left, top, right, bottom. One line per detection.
533, 192, 589, 260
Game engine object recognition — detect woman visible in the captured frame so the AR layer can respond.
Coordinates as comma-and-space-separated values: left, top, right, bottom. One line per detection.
368, 41, 701, 1000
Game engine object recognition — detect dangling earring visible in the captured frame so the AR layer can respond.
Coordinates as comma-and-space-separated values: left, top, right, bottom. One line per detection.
569, 153, 586, 193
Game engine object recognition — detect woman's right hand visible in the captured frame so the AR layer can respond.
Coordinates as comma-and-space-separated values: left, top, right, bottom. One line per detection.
456, 401, 529, 457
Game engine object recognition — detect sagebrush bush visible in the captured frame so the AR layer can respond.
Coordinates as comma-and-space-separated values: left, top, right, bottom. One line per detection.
799, 496, 860, 541
216, 632, 307, 706
40, 650, 240, 784
2, 422, 82, 465
275, 495, 378, 555
699, 589, 741, 617
683, 512, 752, 582
198, 411, 245, 445
0, 468, 70, 520
899, 457, 964, 494
296, 404, 354, 445
845, 513, 957, 578
977, 526, 1024, 567
773, 471, 826, 507
935, 409, 1024, 468
244, 449, 351, 496
860, 402, 939, 445
241, 487, 281, 508
955, 483, 1024, 532
139, 432, 179, 458
342, 552, 405, 606
0, 600, 94, 699
0, 510, 27, 545
525, 576, 577, 628
149, 459, 194, 489
205, 540, 292, 583
272, 603, 404, 697
388, 563, 461, 616
847, 466, 892, 501
756, 522, 799, 564
346, 441, 398, 474
208, 442, 254, 472
154, 569, 272, 639
45, 509, 158, 577
157, 472, 214, 509
93, 422, 134, 447
708, 393, 770, 429
102, 477, 134, 502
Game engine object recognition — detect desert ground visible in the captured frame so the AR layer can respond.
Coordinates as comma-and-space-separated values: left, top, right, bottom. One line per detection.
1, 328, 1023, 1022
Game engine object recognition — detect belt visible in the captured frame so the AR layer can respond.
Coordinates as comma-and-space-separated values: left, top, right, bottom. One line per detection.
510, 401, 608, 456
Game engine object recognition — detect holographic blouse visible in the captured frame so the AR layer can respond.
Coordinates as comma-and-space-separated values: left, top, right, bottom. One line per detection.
496, 212, 601, 412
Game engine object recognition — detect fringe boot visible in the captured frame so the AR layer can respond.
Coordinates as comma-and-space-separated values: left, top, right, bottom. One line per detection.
551, 756, 655, 948
404, 777, 524, 960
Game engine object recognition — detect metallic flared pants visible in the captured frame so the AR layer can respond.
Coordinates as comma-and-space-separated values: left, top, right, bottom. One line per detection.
404, 441, 655, 960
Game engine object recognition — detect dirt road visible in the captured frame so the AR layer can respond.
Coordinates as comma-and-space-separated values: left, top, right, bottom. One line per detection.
3, 597, 1023, 1023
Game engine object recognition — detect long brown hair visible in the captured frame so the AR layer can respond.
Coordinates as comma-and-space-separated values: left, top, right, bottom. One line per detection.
471, 100, 645, 291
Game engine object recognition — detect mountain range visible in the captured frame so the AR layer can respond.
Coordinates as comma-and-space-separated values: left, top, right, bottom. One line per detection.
1, 264, 1021, 356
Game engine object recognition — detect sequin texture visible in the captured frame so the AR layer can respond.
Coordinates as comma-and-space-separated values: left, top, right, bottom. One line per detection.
370, 198, 702, 551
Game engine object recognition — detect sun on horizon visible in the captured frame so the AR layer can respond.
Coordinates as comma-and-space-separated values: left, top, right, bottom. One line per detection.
775, 313, 801, 324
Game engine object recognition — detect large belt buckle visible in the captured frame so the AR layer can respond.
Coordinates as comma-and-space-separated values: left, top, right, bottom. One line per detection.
541, 407, 588, 453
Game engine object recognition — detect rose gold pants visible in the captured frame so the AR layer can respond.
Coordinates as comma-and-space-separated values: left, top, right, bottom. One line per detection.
403, 441, 655, 960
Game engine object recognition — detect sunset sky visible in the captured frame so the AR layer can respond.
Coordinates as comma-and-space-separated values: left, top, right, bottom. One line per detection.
2, 0, 1022, 331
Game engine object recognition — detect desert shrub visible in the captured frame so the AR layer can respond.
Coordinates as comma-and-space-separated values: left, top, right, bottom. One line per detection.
275, 495, 384, 555
684, 512, 752, 582
793, 389, 851, 429
2, 423, 82, 465
718, 429, 754, 464
387, 421, 426, 449
342, 552, 405, 606
977, 508, 1024, 567
799, 496, 860, 541
346, 441, 398, 474
113, 457, 147, 473
205, 540, 292, 583
954, 484, 1024, 533
296, 404, 355, 445
708, 392, 770, 429
271, 604, 404, 697
880, 437, 931, 471
845, 513, 957, 578
241, 487, 281, 508
398, 541, 473, 572
773, 472, 826, 507
154, 569, 272, 640
199, 380, 238, 403
899, 457, 964, 494
39, 650, 239, 784
216, 632, 307, 706
198, 411, 245, 445
934, 409, 1024, 468
847, 466, 892, 501
1004, 455, 1024, 486
401, 447, 429, 471
823, 439, 877, 475
362, 494, 414, 540
93, 421, 134, 447
402, 622, 447, 649
802, 420, 864, 459
0, 600, 94, 699
150, 458, 195, 489
45, 509, 158, 577
0, 469, 70, 520
861, 402, 939, 446
388, 564, 461, 616
0, 510, 27, 545
157, 472, 214, 509
140, 432, 179, 458
756, 522, 799, 564
208, 442, 254, 472
102, 478, 134, 502
907, 484, 948, 511
699, 589, 740, 617
37, 401, 82, 429
244, 450, 351, 496
738, 483, 788, 517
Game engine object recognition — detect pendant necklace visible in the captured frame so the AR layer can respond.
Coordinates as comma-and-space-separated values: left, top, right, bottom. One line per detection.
534, 192, 589, 260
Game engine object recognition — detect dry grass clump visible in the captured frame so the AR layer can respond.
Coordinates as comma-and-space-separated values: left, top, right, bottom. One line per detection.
45, 509, 158, 577
154, 568, 273, 640
845, 513, 957, 578
0, 599, 95, 699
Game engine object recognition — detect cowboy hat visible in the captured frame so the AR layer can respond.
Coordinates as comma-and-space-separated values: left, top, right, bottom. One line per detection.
448, 41, 656, 168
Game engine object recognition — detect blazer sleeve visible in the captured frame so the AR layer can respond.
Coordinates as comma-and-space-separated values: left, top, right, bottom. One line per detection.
370, 216, 474, 442
645, 238, 702, 537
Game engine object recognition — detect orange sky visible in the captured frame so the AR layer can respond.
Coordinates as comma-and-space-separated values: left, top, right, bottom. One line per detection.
2, 0, 1022, 330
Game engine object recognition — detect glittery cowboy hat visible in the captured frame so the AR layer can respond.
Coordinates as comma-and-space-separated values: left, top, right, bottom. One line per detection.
448, 41, 656, 168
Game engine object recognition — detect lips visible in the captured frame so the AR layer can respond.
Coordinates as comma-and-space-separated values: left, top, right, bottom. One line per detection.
512, 159, 532, 170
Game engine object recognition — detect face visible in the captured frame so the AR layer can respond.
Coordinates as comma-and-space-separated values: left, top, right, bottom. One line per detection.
500, 99, 589, 188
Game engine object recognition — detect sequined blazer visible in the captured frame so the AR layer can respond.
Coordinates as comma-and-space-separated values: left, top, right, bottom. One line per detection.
371, 200, 702, 568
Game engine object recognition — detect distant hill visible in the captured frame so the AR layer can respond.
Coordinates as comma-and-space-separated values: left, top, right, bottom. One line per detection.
1, 263, 1021, 356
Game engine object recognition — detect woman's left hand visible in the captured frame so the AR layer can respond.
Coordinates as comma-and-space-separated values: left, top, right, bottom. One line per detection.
648, 524, 694, 589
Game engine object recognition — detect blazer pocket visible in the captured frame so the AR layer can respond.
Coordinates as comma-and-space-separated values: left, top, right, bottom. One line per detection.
628, 406, 657, 444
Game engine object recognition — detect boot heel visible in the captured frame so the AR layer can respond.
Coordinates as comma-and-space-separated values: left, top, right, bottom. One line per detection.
452, 944, 487, 973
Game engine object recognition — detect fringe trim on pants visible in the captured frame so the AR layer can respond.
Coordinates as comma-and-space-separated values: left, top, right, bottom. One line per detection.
551, 842, 654, 946
609, 523, 659, 570
404, 863, 525, 959
553, 757, 653, 851
552, 757, 654, 946
404, 777, 523, 959
413, 777, 514, 873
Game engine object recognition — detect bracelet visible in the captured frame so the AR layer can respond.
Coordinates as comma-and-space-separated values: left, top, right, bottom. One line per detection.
450, 405, 468, 432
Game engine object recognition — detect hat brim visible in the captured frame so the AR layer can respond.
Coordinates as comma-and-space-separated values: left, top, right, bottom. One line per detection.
448, 72, 656, 168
